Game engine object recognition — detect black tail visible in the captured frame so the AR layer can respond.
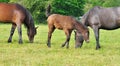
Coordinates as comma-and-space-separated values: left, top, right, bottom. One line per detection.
46, 4, 51, 17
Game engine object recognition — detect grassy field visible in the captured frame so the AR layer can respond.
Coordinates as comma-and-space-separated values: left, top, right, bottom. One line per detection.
0, 24, 120, 66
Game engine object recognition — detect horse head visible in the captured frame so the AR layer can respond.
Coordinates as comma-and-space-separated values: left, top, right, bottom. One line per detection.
82, 27, 89, 43
27, 26, 38, 43
74, 31, 84, 48
74, 27, 89, 48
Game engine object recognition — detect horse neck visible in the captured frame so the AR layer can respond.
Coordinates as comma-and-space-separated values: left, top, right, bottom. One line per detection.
27, 17, 35, 30
29, 19, 35, 29
74, 21, 87, 33
16, 3, 35, 30
24, 9, 35, 31
82, 11, 90, 26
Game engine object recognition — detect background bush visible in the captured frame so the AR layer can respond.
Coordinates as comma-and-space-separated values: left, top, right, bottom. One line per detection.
1, 0, 120, 23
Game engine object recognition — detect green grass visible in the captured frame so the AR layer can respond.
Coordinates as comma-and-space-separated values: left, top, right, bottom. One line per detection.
0, 24, 120, 66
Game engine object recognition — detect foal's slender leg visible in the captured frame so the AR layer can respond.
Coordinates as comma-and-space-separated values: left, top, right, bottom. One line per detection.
17, 23, 23, 44
8, 23, 16, 43
61, 29, 72, 48
47, 25, 55, 47
93, 26, 101, 50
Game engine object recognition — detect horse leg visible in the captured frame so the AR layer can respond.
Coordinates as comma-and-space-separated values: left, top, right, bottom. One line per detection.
47, 25, 55, 47
93, 26, 101, 50
17, 23, 23, 44
61, 29, 72, 48
8, 23, 16, 43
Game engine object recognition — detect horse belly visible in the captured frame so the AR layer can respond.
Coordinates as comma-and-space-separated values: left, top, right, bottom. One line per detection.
99, 14, 119, 29
0, 15, 13, 22
54, 22, 73, 30
56, 26, 63, 30
100, 21, 119, 30
54, 23, 63, 30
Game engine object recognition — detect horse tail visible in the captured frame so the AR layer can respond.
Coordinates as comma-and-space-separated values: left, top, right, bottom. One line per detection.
46, 4, 51, 17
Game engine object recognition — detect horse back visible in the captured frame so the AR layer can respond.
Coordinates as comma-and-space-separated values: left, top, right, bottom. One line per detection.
47, 14, 75, 30
0, 3, 25, 23
98, 7, 120, 29
85, 6, 120, 29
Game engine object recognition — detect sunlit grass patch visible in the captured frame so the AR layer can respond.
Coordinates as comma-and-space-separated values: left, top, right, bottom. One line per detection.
0, 24, 120, 66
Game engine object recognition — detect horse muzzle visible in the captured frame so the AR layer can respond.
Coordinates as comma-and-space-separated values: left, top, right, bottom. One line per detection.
29, 39, 34, 43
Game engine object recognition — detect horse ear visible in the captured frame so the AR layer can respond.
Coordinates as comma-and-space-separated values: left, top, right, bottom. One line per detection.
35, 26, 39, 29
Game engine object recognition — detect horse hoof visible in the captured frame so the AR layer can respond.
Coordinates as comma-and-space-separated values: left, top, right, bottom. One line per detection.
61, 45, 64, 48
75, 46, 80, 48
19, 41, 23, 44
75, 45, 82, 48
8, 40, 12, 43
96, 46, 101, 50
61, 44, 66, 48
48, 46, 51, 48
66, 46, 69, 49
47, 44, 51, 48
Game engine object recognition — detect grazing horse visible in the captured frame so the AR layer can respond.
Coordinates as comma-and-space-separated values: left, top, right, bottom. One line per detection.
76, 6, 120, 49
46, 4, 89, 48
0, 3, 37, 43
74, 31, 84, 48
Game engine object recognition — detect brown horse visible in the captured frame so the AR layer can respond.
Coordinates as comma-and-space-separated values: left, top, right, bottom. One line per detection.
0, 3, 37, 43
46, 4, 89, 48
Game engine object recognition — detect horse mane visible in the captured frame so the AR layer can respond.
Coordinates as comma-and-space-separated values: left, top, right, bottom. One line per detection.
89, 6, 102, 15
74, 19, 88, 33
82, 6, 102, 26
15, 3, 35, 29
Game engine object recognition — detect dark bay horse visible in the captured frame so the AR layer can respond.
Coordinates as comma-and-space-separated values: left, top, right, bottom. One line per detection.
46, 4, 89, 48
0, 3, 37, 43
77, 6, 120, 49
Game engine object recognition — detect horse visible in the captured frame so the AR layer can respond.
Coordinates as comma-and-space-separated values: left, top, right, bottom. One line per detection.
46, 4, 89, 48
0, 3, 37, 43
74, 30, 84, 48
76, 6, 120, 49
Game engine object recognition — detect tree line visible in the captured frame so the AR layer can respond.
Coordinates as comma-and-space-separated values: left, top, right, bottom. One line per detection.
1, 0, 120, 23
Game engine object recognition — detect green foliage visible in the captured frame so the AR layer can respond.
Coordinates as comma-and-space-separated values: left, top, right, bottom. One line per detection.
83, 0, 105, 12
51, 0, 85, 16
9, 0, 85, 23
84, 0, 120, 12
102, 0, 120, 7
10, 0, 48, 23
1, 0, 120, 23
0, 0, 9, 2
